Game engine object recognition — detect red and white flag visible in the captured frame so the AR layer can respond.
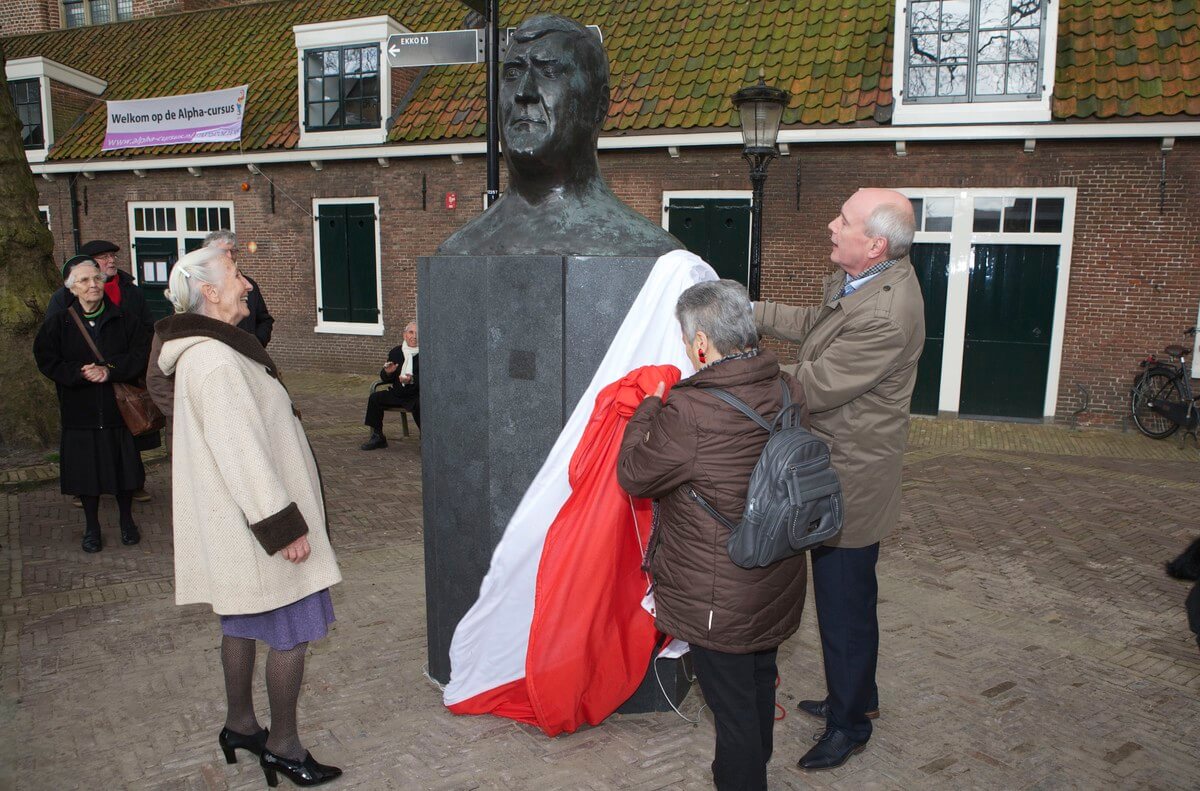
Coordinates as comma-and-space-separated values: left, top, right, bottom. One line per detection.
443, 251, 716, 735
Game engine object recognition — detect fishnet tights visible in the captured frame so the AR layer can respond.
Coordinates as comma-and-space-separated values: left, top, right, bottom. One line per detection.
221, 638, 310, 761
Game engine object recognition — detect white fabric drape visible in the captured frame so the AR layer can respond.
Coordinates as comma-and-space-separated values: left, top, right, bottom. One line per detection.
401, 342, 419, 378
443, 250, 716, 707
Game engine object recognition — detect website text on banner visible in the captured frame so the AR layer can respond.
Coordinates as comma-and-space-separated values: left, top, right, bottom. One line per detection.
102, 85, 248, 151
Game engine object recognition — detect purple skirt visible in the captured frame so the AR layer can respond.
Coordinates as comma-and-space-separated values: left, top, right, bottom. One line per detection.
220, 589, 335, 651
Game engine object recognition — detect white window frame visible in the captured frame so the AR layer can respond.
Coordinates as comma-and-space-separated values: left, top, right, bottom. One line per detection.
312, 196, 384, 336
125, 200, 235, 284
899, 186, 1077, 419
38, 205, 52, 229
661, 190, 753, 281
891, 0, 1059, 125
293, 17, 407, 148
5, 57, 107, 164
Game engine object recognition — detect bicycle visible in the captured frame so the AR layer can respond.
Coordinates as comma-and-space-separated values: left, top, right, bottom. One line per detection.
1130, 326, 1199, 439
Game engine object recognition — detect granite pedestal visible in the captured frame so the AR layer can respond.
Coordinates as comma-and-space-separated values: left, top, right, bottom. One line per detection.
418, 254, 690, 712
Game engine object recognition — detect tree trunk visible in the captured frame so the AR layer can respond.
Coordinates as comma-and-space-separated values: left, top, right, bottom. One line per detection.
0, 52, 61, 450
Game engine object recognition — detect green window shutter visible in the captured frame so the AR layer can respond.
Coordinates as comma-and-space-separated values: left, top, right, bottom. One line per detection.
345, 204, 379, 324
318, 207, 352, 322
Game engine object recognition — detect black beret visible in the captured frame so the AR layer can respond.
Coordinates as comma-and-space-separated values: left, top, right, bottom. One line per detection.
61, 254, 98, 280
78, 239, 119, 257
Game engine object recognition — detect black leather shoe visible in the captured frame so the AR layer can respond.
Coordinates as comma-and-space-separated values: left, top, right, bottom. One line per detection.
359, 432, 387, 451
798, 699, 880, 720
120, 522, 141, 546
260, 750, 342, 787
219, 727, 269, 764
82, 531, 102, 553
798, 728, 866, 771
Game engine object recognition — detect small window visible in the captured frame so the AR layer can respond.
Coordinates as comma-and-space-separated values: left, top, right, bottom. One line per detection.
116, 0, 132, 20
1033, 197, 1064, 233
61, 0, 132, 27
39, 206, 51, 229
923, 197, 954, 232
8, 79, 43, 149
906, 0, 1046, 104
63, 0, 84, 27
88, 0, 110, 24
304, 45, 381, 131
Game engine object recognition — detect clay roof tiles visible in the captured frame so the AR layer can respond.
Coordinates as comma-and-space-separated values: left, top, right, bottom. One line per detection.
0, 0, 1195, 162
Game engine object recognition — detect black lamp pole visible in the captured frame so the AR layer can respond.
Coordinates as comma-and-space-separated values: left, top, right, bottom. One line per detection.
483, 0, 500, 208
732, 76, 789, 302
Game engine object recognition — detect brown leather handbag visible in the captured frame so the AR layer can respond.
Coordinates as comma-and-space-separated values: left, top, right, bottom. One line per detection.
68, 306, 166, 436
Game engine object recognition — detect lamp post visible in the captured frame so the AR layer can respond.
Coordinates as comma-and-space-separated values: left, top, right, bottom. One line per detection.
732, 75, 789, 302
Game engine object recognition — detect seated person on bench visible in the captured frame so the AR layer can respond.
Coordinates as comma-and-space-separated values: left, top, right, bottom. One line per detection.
361, 321, 419, 450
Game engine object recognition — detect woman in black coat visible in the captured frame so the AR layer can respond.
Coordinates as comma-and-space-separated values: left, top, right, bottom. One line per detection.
33, 256, 150, 552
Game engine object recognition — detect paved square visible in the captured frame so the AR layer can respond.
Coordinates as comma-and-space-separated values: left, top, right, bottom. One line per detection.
2, 375, 1198, 789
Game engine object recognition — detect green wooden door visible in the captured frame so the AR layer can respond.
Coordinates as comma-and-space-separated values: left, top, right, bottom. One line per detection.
959, 244, 1059, 419
133, 237, 179, 321
317, 203, 378, 324
667, 198, 751, 285
910, 243, 949, 415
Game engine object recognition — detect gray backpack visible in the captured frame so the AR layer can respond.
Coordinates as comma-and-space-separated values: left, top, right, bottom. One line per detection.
690, 380, 843, 568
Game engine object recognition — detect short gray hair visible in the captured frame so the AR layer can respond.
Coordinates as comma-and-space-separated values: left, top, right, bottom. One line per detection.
203, 229, 236, 249
865, 202, 916, 259
675, 280, 758, 356
164, 246, 229, 314
64, 261, 106, 288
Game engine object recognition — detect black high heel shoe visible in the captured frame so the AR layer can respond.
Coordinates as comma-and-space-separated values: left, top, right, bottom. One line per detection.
219, 727, 269, 764
260, 749, 342, 787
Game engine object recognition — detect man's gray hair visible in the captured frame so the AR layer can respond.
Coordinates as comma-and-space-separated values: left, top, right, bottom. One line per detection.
675, 280, 758, 356
164, 246, 229, 314
203, 229, 237, 249
64, 260, 106, 288
866, 202, 916, 259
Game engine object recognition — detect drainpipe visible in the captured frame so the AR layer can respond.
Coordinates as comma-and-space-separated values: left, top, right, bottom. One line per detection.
67, 173, 82, 253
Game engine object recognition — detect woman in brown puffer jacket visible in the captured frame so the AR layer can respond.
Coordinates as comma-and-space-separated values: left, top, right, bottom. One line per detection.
617, 279, 809, 791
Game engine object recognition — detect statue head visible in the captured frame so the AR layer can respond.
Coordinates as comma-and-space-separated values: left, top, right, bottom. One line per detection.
500, 15, 609, 185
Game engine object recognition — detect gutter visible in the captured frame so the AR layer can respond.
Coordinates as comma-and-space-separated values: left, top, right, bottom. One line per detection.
29, 121, 1200, 175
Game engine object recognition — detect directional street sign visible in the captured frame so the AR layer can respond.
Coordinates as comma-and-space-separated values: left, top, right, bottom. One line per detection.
386, 29, 483, 69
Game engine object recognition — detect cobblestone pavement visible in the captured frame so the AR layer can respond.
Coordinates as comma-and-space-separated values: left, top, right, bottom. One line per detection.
2, 374, 1198, 790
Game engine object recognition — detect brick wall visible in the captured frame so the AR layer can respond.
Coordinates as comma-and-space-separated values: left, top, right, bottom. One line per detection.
48, 78, 99, 141
0, 0, 53, 35
34, 138, 1200, 427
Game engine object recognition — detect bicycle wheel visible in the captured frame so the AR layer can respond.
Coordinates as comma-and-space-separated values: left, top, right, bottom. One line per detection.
1131, 367, 1185, 439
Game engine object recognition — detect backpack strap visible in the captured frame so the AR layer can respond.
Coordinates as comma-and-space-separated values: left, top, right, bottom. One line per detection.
704, 388, 773, 433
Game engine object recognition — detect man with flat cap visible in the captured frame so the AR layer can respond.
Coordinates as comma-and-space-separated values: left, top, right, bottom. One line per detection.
48, 240, 157, 503
438, 14, 680, 256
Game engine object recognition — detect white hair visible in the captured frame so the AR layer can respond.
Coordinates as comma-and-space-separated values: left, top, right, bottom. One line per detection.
203, 229, 237, 248
675, 279, 758, 356
64, 261, 106, 288
865, 202, 916, 259
164, 247, 229, 314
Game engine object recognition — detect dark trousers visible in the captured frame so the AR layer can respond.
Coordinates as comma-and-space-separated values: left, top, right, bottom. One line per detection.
364, 388, 419, 431
690, 645, 778, 791
811, 542, 880, 744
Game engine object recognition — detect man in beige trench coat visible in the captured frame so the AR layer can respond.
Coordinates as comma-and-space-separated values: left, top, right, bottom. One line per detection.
755, 188, 924, 770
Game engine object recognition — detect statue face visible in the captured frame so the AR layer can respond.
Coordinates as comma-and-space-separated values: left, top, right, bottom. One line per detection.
500, 31, 597, 169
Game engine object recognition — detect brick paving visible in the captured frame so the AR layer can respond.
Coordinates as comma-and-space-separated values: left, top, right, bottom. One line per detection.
2, 373, 1198, 790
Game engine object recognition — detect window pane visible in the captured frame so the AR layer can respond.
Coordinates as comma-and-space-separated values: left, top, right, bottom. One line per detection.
116, 0, 133, 20
911, 1, 939, 31
937, 65, 967, 96
1010, 0, 1041, 28
343, 99, 362, 125
1008, 62, 1039, 94
973, 198, 1002, 232
979, 0, 1009, 27
208, 208, 220, 229
64, 0, 84, 27
360, 74, 380, 101
323, 76, 340, 101
977, 31, 1008, 62
1003, 198, 1033, 233
135, 208, 145, 231
942, 32, 970, 60
185, 207, 196, 231
362, 46, 379, 72
940, 0, 971, 30
910, 198, 924, 230
911, 34, 940, 65
166, 208, 177, 232
345, 47, 361, 74
362, 96, 380, 125
975, 63, 1006, 95
925, 198, 954, 232
1034, 198, 1064, 233
908, 67, 937, 97
306, 50, 323, 76
323, 50, 340, 75
155, 208, 166, 229
221, 208, 231, 228
1009, 28, 1040, 61
89, 0, 110, 24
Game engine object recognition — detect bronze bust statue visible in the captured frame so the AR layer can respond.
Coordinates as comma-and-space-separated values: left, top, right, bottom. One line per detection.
437, 14, 683, 257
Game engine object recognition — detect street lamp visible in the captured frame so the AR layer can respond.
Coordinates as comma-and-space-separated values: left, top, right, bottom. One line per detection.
732, 74, 789, 302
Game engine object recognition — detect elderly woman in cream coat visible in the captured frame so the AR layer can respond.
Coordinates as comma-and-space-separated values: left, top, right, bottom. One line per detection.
156, 246, 343, 788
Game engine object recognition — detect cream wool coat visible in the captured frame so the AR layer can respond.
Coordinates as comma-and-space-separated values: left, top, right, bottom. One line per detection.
158, 314, 341, 615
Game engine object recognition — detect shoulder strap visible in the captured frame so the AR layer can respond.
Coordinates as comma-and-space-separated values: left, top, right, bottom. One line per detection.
67, 306, 106, 364
705, 388, 773, 433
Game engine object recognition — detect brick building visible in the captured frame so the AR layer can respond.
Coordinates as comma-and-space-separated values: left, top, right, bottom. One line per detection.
3, 0, 1198, 425
0, 0, 240, 36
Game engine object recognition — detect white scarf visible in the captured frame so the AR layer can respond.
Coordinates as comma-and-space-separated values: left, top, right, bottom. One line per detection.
401, 342, 419, 378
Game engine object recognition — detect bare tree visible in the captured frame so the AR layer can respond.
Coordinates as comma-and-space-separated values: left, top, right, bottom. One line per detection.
0, 51, 61, 450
